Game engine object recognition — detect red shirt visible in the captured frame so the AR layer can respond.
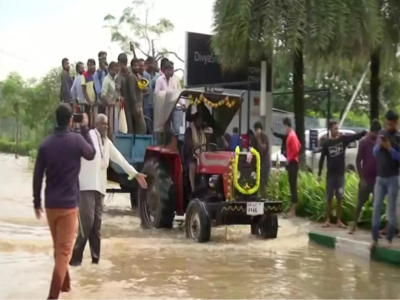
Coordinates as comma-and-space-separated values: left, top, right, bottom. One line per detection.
286, 129, 301, 163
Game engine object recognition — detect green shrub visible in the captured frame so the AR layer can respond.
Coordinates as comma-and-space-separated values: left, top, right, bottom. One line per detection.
267, 170, 381, 226
0, 138, 35, 156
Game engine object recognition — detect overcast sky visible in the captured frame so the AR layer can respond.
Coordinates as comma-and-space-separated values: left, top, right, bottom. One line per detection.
0, 0, 215, 81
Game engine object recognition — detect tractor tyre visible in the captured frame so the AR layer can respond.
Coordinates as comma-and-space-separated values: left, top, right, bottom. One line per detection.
185, 199, 211, 243
250, 216, 261, 235
138, 158, 176, 229
258, 214, 278, 239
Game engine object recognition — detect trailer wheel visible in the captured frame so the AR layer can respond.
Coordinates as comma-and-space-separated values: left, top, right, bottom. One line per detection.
138, 158, 175, 229
250, 216, 261, 235
185, 199, 211, 243
258, 214, 278, 239
130, 191, 137, 209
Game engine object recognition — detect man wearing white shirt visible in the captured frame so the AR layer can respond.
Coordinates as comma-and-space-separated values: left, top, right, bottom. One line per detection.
70, 114, 147, 266
154, 61, 184, 135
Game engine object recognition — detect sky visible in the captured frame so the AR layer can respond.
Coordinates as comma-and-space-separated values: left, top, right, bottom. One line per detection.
0, 0, 215, 81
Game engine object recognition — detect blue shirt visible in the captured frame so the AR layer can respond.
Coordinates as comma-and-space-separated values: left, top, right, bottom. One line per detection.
94, 69, 108, 96
143, 71, 153, 108
230, 133, 240, 151
70, 74, 85, 103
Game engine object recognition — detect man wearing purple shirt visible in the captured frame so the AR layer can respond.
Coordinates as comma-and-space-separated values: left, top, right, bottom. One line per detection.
349, 119, 381, 234
33, 104, 96, 299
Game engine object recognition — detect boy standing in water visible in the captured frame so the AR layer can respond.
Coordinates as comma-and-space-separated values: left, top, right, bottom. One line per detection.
318, 121, 366, 228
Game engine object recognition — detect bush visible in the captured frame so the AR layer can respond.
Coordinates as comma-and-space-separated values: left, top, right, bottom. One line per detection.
0, 138, 35, 156
267, 170, 379, 226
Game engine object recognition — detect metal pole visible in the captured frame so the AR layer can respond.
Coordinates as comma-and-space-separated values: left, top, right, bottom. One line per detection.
327, 89, 331, 138
339, 64, 370, 128
238, 92, 242, 141
247, 82, 251, 132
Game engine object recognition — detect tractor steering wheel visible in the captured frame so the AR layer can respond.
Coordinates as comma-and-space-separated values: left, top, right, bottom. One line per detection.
193, 143, 218, 157
193, 144, 208, 157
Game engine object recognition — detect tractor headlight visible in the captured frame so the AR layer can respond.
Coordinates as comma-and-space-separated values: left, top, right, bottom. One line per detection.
251, 172, 257, 180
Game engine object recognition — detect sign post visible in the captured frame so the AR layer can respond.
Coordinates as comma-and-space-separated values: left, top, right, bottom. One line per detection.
309, 129, 318, 170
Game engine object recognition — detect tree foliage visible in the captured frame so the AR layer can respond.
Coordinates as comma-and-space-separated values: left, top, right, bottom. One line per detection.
104, 0, 183, 62
211, 0, 383, 71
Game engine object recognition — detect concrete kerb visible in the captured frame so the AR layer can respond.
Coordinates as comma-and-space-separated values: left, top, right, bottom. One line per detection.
308, 230, 400, 267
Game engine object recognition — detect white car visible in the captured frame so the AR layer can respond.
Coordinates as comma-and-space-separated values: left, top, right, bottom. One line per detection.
271, 128, 361, 172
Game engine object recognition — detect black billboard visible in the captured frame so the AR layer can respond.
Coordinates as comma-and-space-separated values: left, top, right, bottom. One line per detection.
184, 32, 263, 90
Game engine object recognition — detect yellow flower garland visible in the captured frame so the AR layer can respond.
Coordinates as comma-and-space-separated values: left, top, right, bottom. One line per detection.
189, 94, 236, 108
233, 146, 261, 195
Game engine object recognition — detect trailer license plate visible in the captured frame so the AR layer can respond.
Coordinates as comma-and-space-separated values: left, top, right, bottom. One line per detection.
246, 202, 264, 216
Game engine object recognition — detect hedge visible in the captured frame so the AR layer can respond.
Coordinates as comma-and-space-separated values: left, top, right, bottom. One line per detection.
267, 170, 382, 226
0, 138, 35, 157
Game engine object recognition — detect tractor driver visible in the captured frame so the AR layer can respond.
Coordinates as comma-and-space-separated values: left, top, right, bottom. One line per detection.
184, 112, 206, 193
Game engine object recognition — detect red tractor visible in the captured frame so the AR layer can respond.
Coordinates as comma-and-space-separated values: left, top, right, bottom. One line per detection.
138, 89, 282, 242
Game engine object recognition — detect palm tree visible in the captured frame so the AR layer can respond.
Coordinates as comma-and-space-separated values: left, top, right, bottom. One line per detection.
212, 0, 382, 164
369, 0, 400, 121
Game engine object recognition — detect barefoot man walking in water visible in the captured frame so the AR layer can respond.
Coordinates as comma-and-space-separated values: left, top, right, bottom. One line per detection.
33, 105, 95, 299
318, 121, 366, 228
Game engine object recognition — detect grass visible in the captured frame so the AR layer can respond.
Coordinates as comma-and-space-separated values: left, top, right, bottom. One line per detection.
267, 170, 381, 226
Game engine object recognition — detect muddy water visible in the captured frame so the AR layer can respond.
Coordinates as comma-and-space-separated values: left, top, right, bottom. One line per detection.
1, 153, 400, 299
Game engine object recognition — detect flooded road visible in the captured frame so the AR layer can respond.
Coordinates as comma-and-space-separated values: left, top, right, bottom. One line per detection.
1, 153, 400, 299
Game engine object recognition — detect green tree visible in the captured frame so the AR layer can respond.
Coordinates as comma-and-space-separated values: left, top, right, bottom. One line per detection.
104, 0, 183, 62
24, 67, 60, 131
0, 72, 27, 158
212, 0, 382, 164
369, 0, 400, 121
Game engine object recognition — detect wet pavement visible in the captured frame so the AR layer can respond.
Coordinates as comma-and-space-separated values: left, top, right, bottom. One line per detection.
1, 153, 400, 299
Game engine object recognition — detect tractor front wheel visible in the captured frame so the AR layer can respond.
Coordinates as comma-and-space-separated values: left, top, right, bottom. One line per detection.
185, 199, 211, 243
138, 158, 176, 229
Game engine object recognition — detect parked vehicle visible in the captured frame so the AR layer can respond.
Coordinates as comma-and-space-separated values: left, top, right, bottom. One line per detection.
271, 128, 360, 172
107, 89, 282, 243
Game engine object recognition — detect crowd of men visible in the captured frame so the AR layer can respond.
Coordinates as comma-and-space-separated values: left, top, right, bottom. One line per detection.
271, 110, 400, 249
60, 51, 182, 136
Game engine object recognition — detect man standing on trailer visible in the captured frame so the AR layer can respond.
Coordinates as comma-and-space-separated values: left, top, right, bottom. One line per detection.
114, 53, 129, 134
70, 114, 147, 266
126, 58, 146, 134
101, 61, 119, 136
82, 59, 97, 126
318, 120, 366, 228
71, 62, 85, 104
60, 58, 73, 103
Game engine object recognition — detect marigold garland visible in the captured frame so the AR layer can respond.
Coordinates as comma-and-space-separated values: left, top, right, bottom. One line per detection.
233, 146, 260, 195
189, 94, 236, 108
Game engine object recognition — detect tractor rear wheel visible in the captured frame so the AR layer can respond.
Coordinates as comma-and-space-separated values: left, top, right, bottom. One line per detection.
258, 214, 278, 239
185, 199, 211, 243
138, 158, 176, 229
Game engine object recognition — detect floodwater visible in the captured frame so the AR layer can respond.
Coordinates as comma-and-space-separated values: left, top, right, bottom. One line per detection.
1, 153, 400, 299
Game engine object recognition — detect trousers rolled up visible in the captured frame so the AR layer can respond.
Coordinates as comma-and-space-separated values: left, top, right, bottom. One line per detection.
46, 208, 78, 300
70, 191, 104, 264
372, 176, 399, 242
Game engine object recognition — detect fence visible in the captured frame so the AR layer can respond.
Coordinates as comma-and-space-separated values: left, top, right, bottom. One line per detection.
0, 118, 53, 145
